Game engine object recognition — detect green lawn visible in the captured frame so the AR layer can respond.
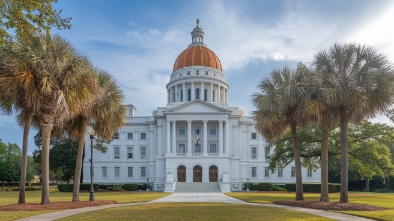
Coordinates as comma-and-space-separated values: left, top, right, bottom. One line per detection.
0, 190, 170, 221
57, 202, 333, 221
227, 191, 394, 221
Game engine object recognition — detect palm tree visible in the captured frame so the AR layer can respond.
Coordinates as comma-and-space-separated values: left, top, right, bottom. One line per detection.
0, 33, 97, 204
304, 73, 338, 202
313, 43, 394, 203
66, 70, 126, 202
252, 64, 310, 201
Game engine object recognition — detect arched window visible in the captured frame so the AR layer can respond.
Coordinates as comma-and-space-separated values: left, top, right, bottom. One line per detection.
195, 88, 200, 99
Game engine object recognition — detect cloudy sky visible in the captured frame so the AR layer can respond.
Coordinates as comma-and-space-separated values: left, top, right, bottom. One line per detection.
1, 0, 394, 154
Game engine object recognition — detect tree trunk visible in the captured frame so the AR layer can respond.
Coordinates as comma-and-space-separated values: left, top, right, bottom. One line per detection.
41, 124, 53, 205
339, 108, 349, 203
290, 119, 304, 201
320, 128, 329, 202
18, 114, 32, 204
366, 178, 370, 192
72, 117, 89, 202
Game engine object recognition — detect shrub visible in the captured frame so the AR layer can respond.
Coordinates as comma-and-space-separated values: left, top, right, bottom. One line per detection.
107, 186, 123, 191
122, 183, 138, 191
256, 183, 273, 191
272, 186, 287, 191
99, 184, 108, 190
80, 184, 99, 191
284, 183, 340, 193
58, 184, 99, 192
25, 187, 40, 191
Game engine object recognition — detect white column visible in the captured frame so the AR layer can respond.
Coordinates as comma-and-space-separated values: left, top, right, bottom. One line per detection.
171, 87, 174, 103
226, 89, 229, 103
225, 120, 230, 155
191, 82, 195, 101
172, 120, 176, 154
149, 129, 154, 160
175, 85, 178, 102
187, 120, 192, 156
166, 121, 170, 154
203, 120, 208, 156
218, 85, 221, 103
201, 82, 205, 101
167, 90, 170, 103
219, 120, 223, 154
210, 82, 213, 102
157, 124, 162, 157
183, 83, 186, 102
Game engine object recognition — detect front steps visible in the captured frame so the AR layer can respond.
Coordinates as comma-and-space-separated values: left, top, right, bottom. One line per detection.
174, 182, 221, 193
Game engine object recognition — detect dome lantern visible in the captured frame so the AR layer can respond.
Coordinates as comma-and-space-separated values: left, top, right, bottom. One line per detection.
189, 19, 206, 47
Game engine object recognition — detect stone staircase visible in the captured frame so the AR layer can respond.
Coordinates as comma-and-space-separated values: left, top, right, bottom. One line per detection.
174, 182, 221, 193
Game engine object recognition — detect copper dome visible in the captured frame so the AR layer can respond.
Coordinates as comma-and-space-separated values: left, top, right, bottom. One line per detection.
173, 45, 222, 72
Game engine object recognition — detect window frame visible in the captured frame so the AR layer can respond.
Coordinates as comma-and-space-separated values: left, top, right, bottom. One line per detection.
277, 167, 283, 178
127, 146, 133, 159
128, 167, 133, 177
140, 132, 147, 140
251, 146, 257, 159
113, 133, 119, 139
264, 167, 269, 177
291, 167, 296, 177
127, 132, 133, 140
141, 167, 146, 177
251, 167, 257, 178
251, 132, 257, 139
115, 167, 120, 177
209, 124, 217, 135
114, 146, 120, 159
140, 146, 147, 159
178, 125, 186, 136
102, 167, 107, 178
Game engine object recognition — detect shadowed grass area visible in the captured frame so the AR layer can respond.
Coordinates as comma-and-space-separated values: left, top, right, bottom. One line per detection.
57, 203, 334, 221
227, 191, 394, 221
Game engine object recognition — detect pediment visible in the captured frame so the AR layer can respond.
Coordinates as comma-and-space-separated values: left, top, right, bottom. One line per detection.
164, 100, 231, 115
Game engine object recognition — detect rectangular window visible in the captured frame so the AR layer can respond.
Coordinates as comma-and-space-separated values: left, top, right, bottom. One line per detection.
196, 70, 199, 75
265, 167, 269, 177
204, 89, 207, 101
115, 167, 120, 177
128, 167, 133, 177
194, 144, 201, 153
178, 143, 186, 154
140, 132, 146, 139
205, 71, 208, 75
114, 146, 120, 159
187, 71, 190, 75
140, 147, 147, 159
141, 167, 146, 177
265, 146, 270, 159
209, 143, 217, 153
195, 88, 200, 99
251, 147, 257, 159
212, 90, 215, 102
113, 133, 119, 139
179, 125, 186, 136
102, 167, 107, 178
251, 132, 257, 139
251, 167, 257, 178
278, 167, 283, 178
127, 146, 133, 159
209, 125, 216, 135
307, 168, 313, 177
173, 93, 175, 102
181, 90, 183, 102
291, 167, 296, 177
188, 89, 191, 101
127, 133, 133, 139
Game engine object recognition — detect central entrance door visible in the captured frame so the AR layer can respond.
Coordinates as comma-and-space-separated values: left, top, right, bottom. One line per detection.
193, 165, 202, 182
177, 166, 186, 182
209, 165, 218, 182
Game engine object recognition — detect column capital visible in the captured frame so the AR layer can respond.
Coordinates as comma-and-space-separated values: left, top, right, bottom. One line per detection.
187, 120, 192, 123
203, 120, 208, 123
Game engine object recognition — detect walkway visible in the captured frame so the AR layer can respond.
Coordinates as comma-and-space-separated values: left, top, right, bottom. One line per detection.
16, 193, 375, 221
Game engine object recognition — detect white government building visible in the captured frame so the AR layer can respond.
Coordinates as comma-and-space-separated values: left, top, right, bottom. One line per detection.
83, 20, 321, 192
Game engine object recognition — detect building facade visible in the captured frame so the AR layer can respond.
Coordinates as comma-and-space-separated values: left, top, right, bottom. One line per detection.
83, 20, 320, 192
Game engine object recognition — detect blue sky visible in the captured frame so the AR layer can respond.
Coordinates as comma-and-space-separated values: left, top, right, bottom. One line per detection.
1, 0, 394, 154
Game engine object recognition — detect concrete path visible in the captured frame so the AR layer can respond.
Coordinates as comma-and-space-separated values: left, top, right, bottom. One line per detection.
16, 193, 376, 221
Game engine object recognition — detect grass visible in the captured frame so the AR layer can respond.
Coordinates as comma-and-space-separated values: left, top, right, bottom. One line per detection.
57, 202, 333, 221
0, 190, 170, 221
227, 191, 394, 221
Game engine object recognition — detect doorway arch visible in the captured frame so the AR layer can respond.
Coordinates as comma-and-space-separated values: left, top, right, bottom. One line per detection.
193, 165, 202, 182
177, 166, 186, 182
209, 165, 218, 182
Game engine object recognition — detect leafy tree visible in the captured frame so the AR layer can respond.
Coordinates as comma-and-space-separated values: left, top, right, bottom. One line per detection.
313, 43, 394, 202
0, 140, 21, 190
0, 0, 71, 45
1, 33, 96, 204
252, 64, 310, 201
33, 131, 78, 183
268, 121, 394, 192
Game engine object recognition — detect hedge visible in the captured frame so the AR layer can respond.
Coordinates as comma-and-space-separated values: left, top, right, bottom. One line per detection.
284, 183, 340, 193
107, 186, 123, 191
122, 183, 138, 191
58, 184, 100, 192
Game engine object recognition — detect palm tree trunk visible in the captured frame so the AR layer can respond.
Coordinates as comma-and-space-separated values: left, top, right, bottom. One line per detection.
320, 128, 329, 202
339, 108, 349, 203
41, 124, 52, 205
18, 114, 32, 204
290, 119, 304, 201
72, 117, 88, 201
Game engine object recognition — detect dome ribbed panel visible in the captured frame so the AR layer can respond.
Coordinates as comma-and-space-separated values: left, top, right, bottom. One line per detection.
173, 46, 222, 72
